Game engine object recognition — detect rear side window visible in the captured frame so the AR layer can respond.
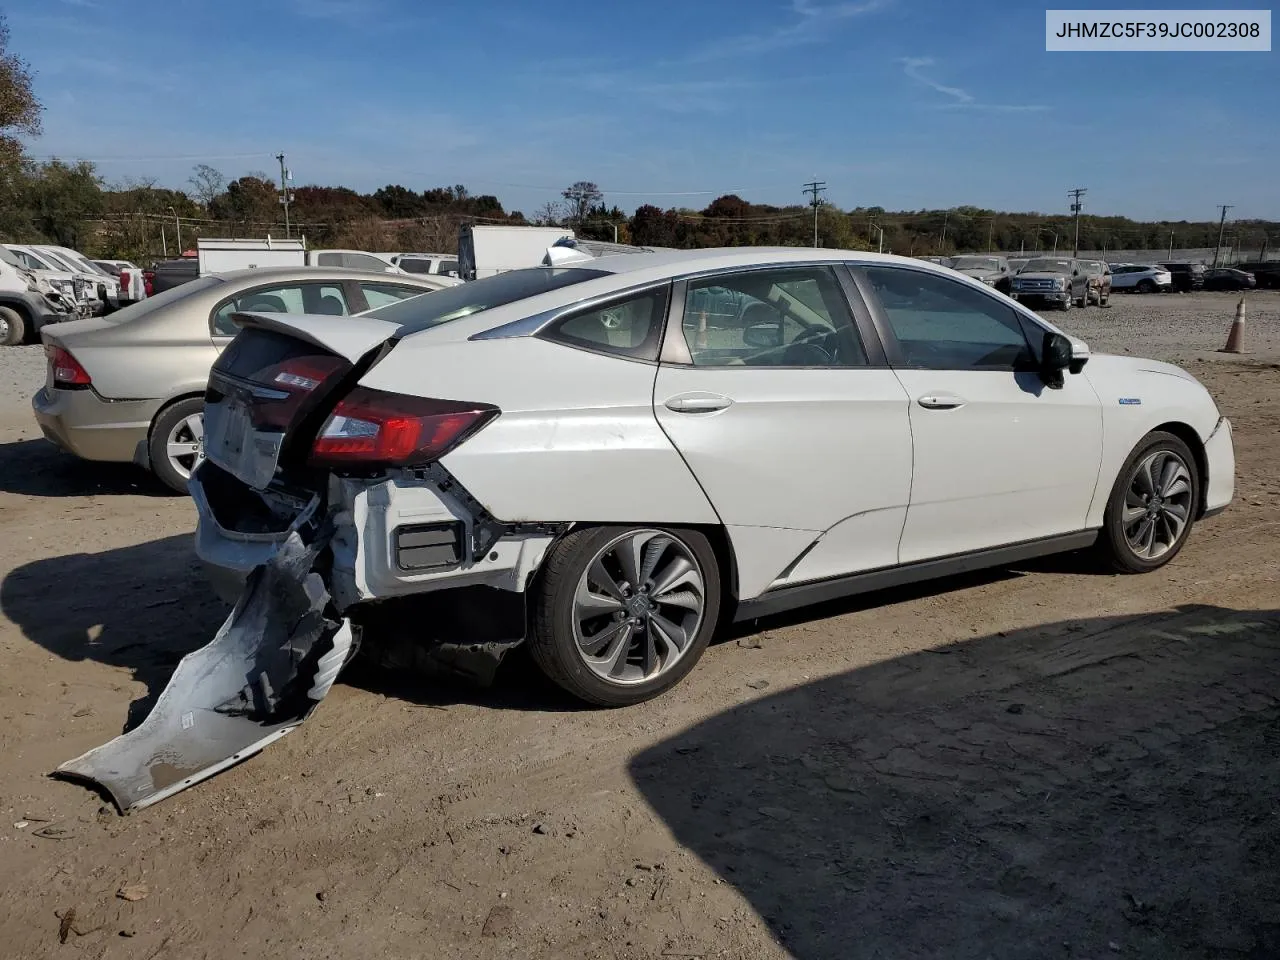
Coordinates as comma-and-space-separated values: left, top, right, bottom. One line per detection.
397, 258, 432, 274
211, 282, 352, 336
315, 252, 342, 267
341, 253, 391, 272
540, 286, 670, 361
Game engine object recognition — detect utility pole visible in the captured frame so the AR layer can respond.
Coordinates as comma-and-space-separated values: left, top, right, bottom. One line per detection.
1213, 204, 1233, 267
987, 217, 995, 253
167, 205, 182, 253
802, 180, 826, 247
277, 152, 293, 239
940, 209, 950, 252
1068, 187, 1087, 256
1168, 230, 1174, 259
870, 222, 884, 254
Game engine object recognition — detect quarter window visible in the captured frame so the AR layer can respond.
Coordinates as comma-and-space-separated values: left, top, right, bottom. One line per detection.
681, 266, 866, 367
862, 266, 1035, 370
211, 282, 351, 336
360, 282, 430, 310
541, 286, 670, 361
341, 253, 391, 272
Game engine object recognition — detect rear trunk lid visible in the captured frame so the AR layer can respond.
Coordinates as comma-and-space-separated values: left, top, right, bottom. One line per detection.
203, 312, 400, 490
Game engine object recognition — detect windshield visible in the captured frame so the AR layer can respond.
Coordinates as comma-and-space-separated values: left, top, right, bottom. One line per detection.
38, 250, 81, 273
952, 257, 1001, 270
367, 267, 609, 332
0, 247, 24, 268
67, 252, 110, 276
1024, 259, 1073, 273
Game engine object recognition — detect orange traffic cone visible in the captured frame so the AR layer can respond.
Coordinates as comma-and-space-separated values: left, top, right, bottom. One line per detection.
1221, 297, 1246, 353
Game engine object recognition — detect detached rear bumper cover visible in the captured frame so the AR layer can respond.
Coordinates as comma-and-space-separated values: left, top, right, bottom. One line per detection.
56, 531, 352, 812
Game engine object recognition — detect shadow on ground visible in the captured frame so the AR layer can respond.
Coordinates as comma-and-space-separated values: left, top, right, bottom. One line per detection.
0, 438, 171, 498
0, 534, 228, 728
631, 604, 1280, 960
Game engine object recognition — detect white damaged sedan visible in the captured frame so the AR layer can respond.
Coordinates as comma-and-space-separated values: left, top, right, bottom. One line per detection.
60, 247, 1234, 809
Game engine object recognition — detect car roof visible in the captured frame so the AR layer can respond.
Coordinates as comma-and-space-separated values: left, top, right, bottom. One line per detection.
576, 246, 961, 278
208, 266, 452, 284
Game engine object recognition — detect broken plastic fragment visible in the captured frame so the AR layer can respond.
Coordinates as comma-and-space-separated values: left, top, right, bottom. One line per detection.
55, 531, 351, 812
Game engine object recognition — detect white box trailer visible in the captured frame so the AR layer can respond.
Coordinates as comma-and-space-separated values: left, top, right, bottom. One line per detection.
458, 225, 575, 280
197, 237, 307, 275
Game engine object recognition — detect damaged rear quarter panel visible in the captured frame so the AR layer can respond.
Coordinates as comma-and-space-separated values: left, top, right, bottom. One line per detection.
329, 473, 557, 611
357, 337, 719, 525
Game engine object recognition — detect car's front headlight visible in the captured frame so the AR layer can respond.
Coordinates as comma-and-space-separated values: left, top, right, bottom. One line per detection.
51, 278, 74, 295
1054, 277, 1067, 290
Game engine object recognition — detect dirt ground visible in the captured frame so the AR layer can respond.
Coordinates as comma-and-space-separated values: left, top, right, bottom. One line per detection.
0, 293, 1278, 959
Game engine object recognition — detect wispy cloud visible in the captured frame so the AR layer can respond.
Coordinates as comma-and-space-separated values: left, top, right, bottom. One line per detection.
690, 0, 892, 61
578, 73, 774, 113
899, 57, 1047, 112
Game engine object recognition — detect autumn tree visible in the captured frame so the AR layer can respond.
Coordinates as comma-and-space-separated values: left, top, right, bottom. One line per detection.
187, 164, 226, 208
0, 15, 39, 177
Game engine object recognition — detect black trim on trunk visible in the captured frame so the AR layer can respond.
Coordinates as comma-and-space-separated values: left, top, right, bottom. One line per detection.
734, 530, 1099, 622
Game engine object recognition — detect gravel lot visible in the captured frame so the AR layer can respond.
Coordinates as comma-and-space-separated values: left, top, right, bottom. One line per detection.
0, 292, 1277, 960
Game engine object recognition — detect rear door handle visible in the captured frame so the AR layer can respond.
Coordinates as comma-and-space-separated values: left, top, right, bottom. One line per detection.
664, 393, 733, 414
917, 394, 967, 410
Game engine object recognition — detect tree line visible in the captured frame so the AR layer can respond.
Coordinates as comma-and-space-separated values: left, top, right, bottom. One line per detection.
0, 16, 1274, 265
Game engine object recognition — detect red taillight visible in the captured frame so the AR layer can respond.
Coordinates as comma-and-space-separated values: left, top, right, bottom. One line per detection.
143, 271, 155, 296
310, 387, 498, 467
119, 269, 131, 294
46, 345, 91, 387
251, 355, 349, 430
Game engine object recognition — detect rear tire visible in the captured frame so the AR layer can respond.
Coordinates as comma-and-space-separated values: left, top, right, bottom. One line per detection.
148, 397, 205, 494
1097, 431, 1199, 574
0, 306, 26, 346
529, 525, 722, 706
1076, 288, 1088, 308
1137, 279, 1157, 294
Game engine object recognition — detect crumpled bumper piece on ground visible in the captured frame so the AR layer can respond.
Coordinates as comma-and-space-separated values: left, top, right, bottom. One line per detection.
56, 531, 351, 812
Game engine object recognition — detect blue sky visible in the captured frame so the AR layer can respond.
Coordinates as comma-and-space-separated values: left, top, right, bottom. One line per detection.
11, 0, 1279, 220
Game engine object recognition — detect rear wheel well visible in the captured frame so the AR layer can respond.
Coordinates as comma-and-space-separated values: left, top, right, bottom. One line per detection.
1151, 421, 1209, 517
148, 391, 205, 442
685, 522, 739, 623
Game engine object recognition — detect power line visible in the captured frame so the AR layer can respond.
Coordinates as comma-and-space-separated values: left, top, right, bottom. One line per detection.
802, 179, 826, 247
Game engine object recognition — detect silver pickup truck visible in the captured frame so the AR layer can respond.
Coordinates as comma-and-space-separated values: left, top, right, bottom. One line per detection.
1009, 257, 1089, 311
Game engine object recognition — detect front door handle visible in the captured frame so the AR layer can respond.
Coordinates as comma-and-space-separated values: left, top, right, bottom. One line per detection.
664, 393, 733, 414
917, 394, 967, 410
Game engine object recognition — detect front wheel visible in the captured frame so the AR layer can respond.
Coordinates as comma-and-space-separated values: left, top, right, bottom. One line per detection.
1137, 279, 1157, 294
0, 306, 26, 346
529, 525, 722, 706
1098, 431, 1199, 574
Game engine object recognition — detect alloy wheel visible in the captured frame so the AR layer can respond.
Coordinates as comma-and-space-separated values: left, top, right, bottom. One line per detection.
166, 412, 205, 481
572, 529, 707, 685
1122, 449, 1193, 560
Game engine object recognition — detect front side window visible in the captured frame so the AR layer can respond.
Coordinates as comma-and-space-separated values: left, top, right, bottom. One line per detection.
862, 266, 1035, 370
540, 286, 669, 360
681, 266, 866, 367
211, 282, 352, 336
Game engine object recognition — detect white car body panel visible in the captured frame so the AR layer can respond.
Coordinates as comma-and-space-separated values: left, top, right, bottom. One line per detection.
652, 365, 913, 588
892, 368, 1104, 563
238, 311, 403, 360
1080, 354, 1225, 527
362, 336, 719, 525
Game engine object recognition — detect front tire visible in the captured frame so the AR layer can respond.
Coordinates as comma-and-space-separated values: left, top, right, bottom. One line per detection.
1137, 279, 1157, 294
529, 525, 722, 706
148, 397, 205, 494
1098, 431, 1199, 574
0, 306, 26, 346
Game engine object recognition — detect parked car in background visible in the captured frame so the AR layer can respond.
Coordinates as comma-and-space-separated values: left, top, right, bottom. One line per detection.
459, 225, 577, 279
148, 258, 199, 294
34, 245, 120, 312
1010, 257, 1089, 310
33, 268, 456, 492
94, 259, 148, 305
309, 249, 402, 273
1111, 264, 1172, 294
1203, 268, 1257, 291
1235, 261, 1280, 289
4, 245, 96, 316
0, 247, 74, 345
392, 253, 463, 278
1076, 260, 1112, 306
949, 255, 1013, 293
915, 255, 951, 266
1159, 262, 1206, 293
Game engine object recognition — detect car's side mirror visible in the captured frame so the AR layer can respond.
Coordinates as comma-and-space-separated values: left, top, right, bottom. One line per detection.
742, 322, 783, 349
1040, 331, 1074, 389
